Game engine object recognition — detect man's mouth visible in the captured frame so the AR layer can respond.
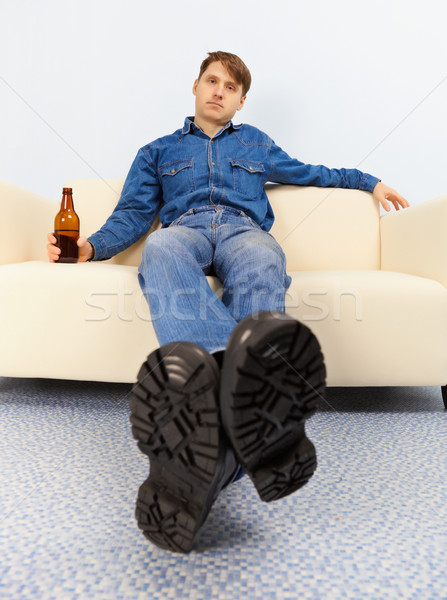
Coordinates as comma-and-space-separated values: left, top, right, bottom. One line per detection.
207, 101, 223, 108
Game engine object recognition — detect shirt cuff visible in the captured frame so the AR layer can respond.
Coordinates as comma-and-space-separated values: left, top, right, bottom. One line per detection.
87, 241, 96, 261
87, 234, 107, 261
360, 173, 381, 193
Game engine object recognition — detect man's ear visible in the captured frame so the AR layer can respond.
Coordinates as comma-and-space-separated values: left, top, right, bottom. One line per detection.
237, 95, 247, 111
192, 79, 198, 96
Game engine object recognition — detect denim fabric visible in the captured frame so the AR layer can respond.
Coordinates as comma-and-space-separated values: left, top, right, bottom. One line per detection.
88, 117, 380, 261
137, 205, 292, 353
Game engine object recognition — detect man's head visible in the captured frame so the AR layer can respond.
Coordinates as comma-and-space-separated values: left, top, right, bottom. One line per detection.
192, 51, 251, 136
197, 51, 252, 97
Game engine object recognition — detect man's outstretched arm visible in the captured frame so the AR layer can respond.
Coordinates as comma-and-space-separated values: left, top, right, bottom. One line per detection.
267, 138, 410, 212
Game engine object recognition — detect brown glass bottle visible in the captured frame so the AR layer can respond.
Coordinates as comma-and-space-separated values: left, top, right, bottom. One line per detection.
54, 187, 80, 263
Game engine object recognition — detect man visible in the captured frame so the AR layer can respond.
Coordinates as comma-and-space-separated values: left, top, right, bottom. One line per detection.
47, 51, 409, 553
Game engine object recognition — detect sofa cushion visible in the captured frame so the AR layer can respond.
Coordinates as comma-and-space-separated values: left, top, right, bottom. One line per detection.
0, 261, 219, 383
284, 269, 447, 386
0, 261, 153, 381
1, 262, 446, 385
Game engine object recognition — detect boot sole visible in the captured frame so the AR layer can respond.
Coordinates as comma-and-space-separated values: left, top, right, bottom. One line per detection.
220, 313, 326, 502
129, 342, 221, 552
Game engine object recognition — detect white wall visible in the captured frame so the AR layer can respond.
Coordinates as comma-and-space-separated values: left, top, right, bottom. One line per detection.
1, 0, 446, 211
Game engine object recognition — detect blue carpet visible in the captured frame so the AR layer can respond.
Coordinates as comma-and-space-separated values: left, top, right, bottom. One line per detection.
1, 378, 446, 600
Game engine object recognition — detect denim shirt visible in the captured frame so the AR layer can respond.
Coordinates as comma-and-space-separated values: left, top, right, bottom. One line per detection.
88, 116, 380, 260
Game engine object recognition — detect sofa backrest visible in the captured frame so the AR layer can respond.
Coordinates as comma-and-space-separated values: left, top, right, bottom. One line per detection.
66, 178, 380, 270
267, 184, 380, 270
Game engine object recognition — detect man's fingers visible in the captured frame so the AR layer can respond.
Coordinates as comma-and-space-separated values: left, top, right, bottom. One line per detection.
47, 242, 60, 253
381, 198, 391, 212
385, 191, 410, 210
395, 193, 409, 208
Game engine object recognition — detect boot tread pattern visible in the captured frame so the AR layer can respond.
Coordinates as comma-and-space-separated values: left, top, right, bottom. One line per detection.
129, 346, 221, 552
230, 322, 326, 502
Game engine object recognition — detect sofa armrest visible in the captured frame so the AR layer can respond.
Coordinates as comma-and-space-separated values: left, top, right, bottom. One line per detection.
0, 179, 58, 264
380, 193, 447, 287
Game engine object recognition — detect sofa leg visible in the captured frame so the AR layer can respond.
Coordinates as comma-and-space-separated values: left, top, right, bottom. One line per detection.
442, 386, 447, 410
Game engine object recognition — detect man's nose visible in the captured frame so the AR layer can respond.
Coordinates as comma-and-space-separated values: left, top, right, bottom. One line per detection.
213, 86, 224, 97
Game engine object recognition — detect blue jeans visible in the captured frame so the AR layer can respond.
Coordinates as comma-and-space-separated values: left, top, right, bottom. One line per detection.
138, 205, 292, 353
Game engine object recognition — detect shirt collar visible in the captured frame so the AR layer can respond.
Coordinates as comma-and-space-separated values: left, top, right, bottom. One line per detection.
182, 116, 242, 136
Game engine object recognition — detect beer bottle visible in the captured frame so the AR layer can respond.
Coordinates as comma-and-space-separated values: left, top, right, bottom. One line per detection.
54, 187, 80, 263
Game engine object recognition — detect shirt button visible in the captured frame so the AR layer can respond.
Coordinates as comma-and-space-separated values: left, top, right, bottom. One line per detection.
171, 169, 175, 173
212, 162, 215, 166
249, 167, 253, 170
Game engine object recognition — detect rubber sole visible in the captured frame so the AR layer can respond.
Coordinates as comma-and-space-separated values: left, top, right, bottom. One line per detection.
220, 312, 326, 502
129, 342, 223, 553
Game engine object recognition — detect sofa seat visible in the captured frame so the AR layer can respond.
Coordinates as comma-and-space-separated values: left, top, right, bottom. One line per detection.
2, 260, 446, 386
0, 261, 153, 382
286, 269, 447, 386
0, 261, 221, 382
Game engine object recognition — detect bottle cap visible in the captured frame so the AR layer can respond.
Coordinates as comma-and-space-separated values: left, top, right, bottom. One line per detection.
62, 187, 73, 193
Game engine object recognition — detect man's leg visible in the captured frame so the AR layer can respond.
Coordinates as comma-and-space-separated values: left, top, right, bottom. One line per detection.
129, 341, 238, 553
213, 220, 291, 320
138, 224, 236, 353
220, 311, 326, 501
131, 217, 240, 552
213, 213, 326, 502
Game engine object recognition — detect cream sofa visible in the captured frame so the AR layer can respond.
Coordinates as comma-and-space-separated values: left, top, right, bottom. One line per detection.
1, 178, 446, 407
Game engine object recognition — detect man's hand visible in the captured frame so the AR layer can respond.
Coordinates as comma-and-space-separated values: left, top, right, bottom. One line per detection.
373, 181, 410, 212
47, 234, 94, 263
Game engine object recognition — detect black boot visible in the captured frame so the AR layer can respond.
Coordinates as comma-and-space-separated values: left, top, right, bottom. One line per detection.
129, 342, 238, 553
220, 311, 326, 502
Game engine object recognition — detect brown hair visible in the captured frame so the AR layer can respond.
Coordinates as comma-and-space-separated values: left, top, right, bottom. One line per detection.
198, 51, 252, 96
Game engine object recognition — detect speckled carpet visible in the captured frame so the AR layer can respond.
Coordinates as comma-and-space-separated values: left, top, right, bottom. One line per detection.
1, 378, 446, 600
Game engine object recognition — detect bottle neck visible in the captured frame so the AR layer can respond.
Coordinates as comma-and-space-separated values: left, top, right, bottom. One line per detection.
61, 189, 74, 210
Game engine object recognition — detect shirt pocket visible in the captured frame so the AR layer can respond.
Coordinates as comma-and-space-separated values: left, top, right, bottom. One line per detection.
159, 158, 195, 198
230, 159, 265, 199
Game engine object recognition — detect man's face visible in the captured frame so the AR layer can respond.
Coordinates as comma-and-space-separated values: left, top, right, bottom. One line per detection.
193, 61, 246, 129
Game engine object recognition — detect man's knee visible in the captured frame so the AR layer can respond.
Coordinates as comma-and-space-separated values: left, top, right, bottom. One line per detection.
238, 237, 286, 270
144, 227, 179, 250
142, 227, 189, 260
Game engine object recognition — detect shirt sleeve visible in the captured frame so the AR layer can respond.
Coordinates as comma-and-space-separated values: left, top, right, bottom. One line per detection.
87, 148, 162, 261
267, 139, 380, 192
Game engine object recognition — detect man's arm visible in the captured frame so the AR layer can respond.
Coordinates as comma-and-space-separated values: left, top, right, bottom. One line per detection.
267, 139, 409, 211
47, 149, 161, 263
87, 148, 162, 261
